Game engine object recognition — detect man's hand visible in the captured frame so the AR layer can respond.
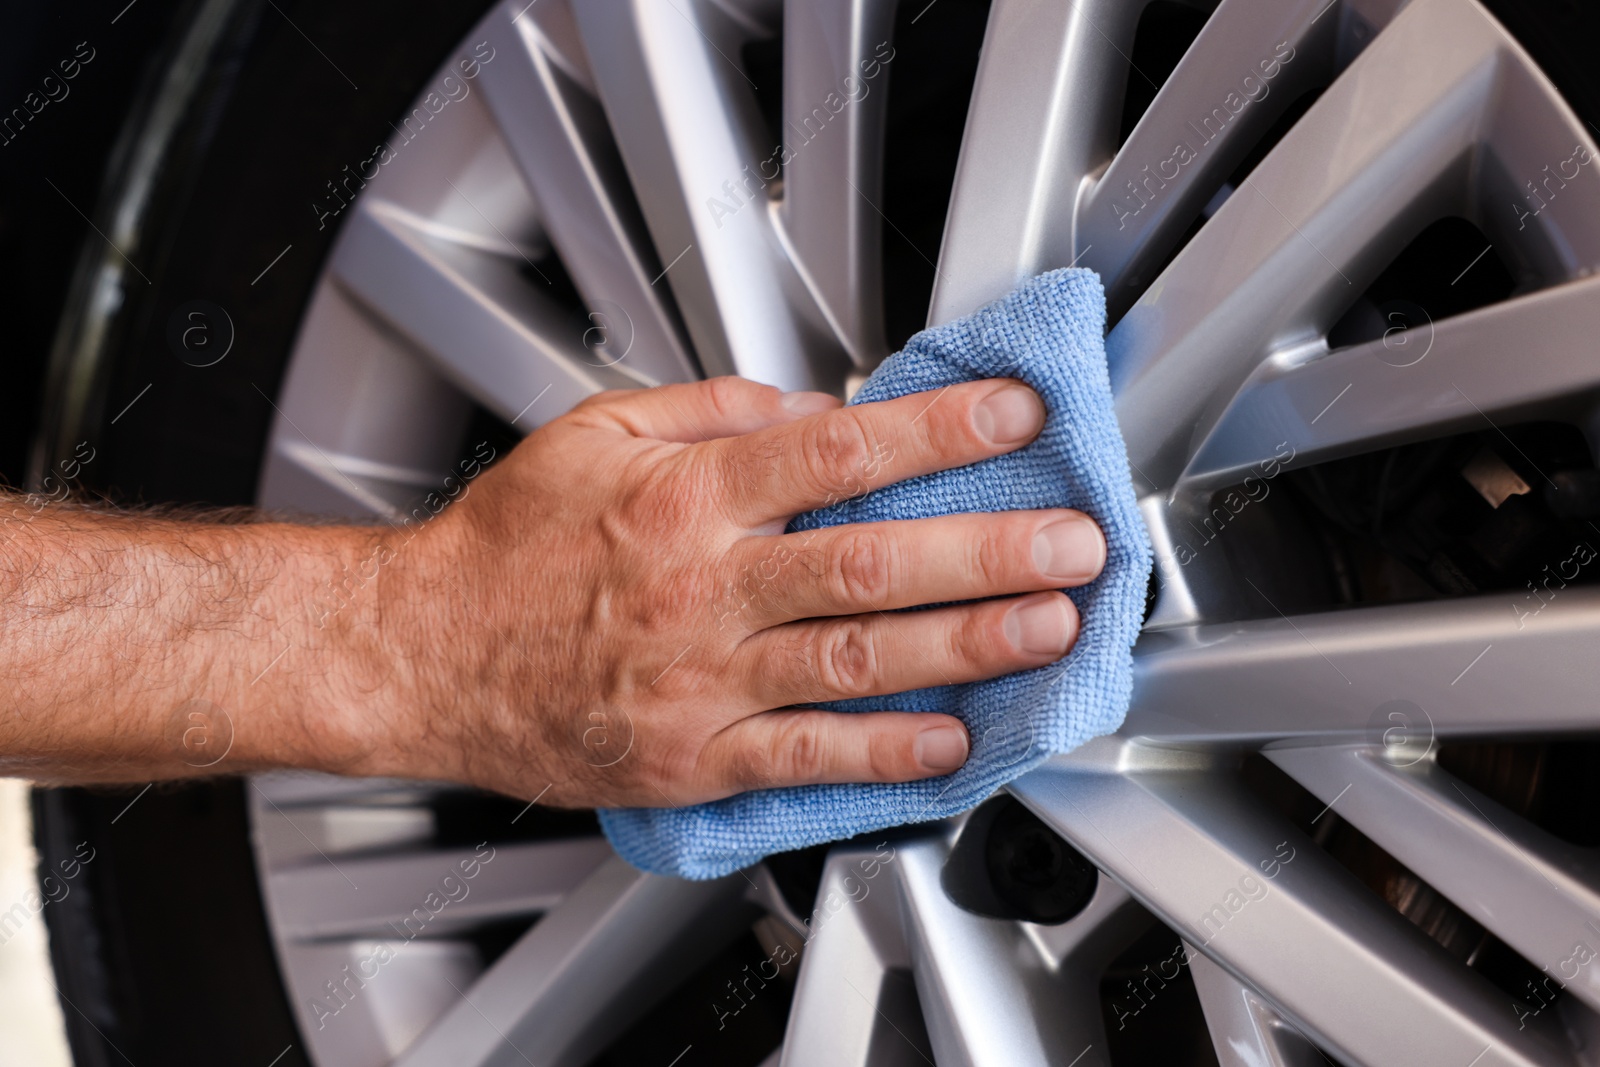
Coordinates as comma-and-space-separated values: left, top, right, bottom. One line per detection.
357, 377, 1106, 808
0, 377, 1105, 809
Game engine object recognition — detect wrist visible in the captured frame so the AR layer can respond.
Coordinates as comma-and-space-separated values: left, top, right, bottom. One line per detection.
223, 521, 407, 779
293, 512, 466, 784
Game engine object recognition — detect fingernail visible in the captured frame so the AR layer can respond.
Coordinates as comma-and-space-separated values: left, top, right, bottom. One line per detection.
972, 383, 1045, 445
781, 391, 839, 416
1032, 518, 1107, 583
914, 724, 969, 773
1003, 594, 1075, 656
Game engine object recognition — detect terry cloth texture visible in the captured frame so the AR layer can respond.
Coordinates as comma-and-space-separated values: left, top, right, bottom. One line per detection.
598, 268, 1152, 880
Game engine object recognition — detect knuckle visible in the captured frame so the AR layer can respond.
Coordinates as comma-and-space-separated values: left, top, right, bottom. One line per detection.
703, 376, 766, 420
971, 519, 1017, 589
730, 743, 779, 791
612, 459, 695, 534
776, 720, 827, 782
915, 388, 975, 452
650, 743, 702, 802
716, 435, 779, 512
571, 387, 629, 412
834, 530, 895, 607
563, 387, 640, 427
717, 540, 798, 629
729, 721, 829, 791
947, 608, 998, 671
803, 417, 876, 497
814, 619, 877, 696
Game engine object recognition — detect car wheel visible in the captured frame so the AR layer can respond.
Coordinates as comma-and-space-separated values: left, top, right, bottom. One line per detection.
33, 0, 1600, 1064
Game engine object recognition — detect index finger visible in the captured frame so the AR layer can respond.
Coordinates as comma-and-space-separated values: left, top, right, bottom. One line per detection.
713, 379, 1045, 526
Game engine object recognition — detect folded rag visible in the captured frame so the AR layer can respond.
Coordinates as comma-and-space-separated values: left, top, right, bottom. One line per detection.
598, 268, 1152, 879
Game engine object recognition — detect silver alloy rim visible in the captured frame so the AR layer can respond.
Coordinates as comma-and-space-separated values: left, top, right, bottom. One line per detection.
251, 0, 1600, 1064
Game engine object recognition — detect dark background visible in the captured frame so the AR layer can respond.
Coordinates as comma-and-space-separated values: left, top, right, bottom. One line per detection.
0, 1, 179, 488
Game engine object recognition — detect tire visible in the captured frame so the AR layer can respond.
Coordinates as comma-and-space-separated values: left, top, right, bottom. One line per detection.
30, 1, 499, 1063
32, 0, 1600, 1066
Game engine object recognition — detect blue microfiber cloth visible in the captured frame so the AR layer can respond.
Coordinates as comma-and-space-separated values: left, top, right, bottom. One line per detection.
598, 268, 1152, 879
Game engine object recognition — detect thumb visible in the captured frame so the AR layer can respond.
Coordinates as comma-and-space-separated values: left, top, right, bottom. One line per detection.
570, 377, 839, 443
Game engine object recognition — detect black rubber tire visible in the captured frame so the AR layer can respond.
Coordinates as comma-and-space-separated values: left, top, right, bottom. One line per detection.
31, 1, 496, 1063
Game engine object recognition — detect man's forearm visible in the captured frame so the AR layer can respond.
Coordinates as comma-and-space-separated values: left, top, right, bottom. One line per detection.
0, 377, 1108, 809
0, 500, 395, 782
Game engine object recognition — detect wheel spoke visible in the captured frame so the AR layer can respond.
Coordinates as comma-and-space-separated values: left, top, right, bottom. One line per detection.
1268, 744, 1600, 1013
1111, 0, 1514, 492
781, 836, 1141, 1067
1188, 950, 1331, 1067
1076, 0, 1351, 317
775, 0, 897, 366
778, 846, 915, 1067
262, 839, 614, 941
1183, 276, 1600, 490
476, 2, 700, 386
930, 0, 1139, 323
267, 437, 469, 523
269, 443, 447, 494
255, 797, 435, 867
262, 441, 416, 520
280, 939, 483, 1065
332, 198, 643, 427
897, 837, 1116, 1066
1127, 589, 1600, 744
251, 771, 423, 806
259, 280, 478, 521
1012, 743, 1580, 1067
394, 857, 754, 1067
572, 0, 845, 389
